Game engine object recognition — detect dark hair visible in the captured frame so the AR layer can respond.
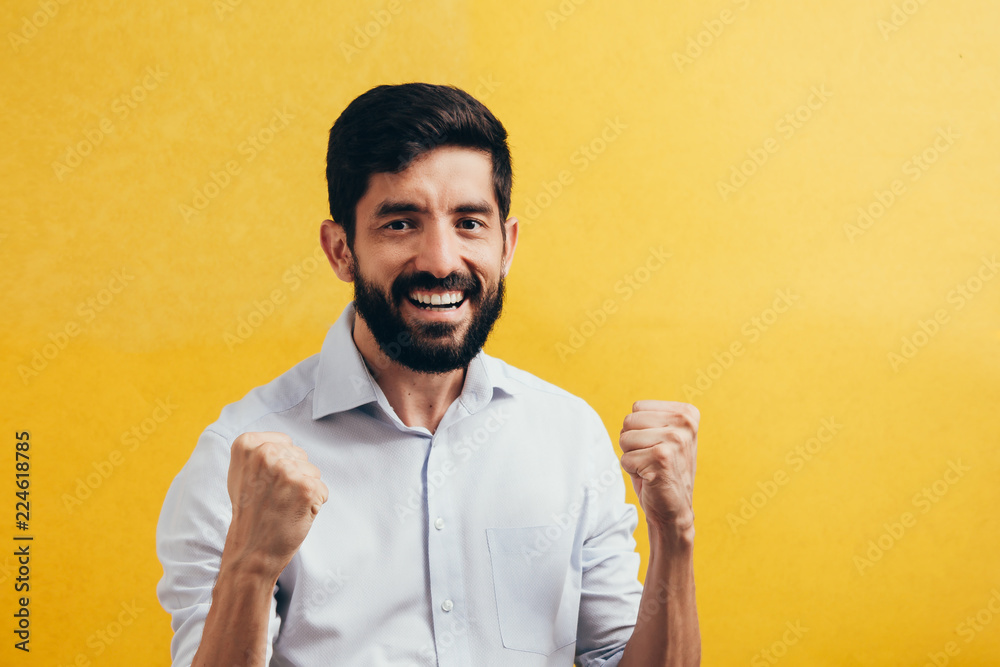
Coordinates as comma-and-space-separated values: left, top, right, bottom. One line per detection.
326, 82, 512, 249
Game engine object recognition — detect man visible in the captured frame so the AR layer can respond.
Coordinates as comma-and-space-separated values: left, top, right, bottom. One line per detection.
156, 82, 700, 666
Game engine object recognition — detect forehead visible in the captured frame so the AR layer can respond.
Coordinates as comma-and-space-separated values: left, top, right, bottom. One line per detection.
358, 146, 497, 217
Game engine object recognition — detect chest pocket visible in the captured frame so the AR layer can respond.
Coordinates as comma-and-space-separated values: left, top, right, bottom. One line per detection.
486, 525, 581, 655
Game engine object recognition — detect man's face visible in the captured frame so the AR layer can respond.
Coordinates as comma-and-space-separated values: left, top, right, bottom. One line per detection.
346, 146, 517, 374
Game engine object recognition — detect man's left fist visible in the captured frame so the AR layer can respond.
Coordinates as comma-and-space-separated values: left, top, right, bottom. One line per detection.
619, 400, 699, 533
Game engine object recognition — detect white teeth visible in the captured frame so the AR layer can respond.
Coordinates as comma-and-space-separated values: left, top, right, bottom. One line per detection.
410, 291, 463, 306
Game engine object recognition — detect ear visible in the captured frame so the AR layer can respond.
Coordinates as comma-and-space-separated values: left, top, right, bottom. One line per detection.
501, 215, 519, 278
320, 219, 354, 282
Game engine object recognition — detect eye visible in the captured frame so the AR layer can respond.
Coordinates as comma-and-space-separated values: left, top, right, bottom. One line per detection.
384, 219, 411, 231
458, 218, 484, 230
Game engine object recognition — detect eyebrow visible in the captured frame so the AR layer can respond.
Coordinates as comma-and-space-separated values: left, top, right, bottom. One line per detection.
373, 199, 495, 218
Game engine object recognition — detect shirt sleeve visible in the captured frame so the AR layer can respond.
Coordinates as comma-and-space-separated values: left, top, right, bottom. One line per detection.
155, 428, 283, 666
574, 412, 644, 667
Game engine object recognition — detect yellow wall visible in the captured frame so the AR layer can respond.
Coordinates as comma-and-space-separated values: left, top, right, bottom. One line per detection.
3, 0, 998, 664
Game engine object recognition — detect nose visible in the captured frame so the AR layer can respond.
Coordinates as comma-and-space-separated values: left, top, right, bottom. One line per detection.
413, 220, 465, 279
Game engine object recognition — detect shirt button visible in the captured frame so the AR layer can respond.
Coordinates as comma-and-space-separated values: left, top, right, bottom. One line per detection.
442, 599, 454, 612
434, 517, 445, 530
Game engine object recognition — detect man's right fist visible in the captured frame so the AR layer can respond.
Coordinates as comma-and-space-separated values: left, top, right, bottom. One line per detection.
222, 432, 329, 580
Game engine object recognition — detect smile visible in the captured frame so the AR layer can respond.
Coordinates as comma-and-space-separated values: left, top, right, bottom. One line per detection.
407, 290, 466, 310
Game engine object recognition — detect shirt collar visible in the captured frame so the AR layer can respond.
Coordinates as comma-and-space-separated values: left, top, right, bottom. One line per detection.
312, 302, 517, 421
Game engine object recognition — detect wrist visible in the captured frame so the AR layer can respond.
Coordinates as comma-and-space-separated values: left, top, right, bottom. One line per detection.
220, 545, 284, 586
647, 517, 696, 551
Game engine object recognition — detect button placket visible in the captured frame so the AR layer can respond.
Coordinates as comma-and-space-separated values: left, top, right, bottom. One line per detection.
424, 429, 472, 665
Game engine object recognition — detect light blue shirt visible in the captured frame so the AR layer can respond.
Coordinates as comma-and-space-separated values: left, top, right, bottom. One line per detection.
156, 302, 643, 666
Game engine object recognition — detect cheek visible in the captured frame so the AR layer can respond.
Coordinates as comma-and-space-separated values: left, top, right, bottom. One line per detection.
357, 253, 404, 283
476, 269, 504, 294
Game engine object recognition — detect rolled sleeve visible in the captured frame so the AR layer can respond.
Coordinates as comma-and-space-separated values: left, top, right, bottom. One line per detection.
574, 417, 643, 667
155, 429, 282, 666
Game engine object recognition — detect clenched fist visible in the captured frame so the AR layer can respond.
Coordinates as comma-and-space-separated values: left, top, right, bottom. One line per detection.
222, 432, 329, 580
619, 401, 699, 534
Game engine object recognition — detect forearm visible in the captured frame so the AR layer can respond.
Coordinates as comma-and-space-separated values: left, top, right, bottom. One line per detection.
619, 522, 700, 667
192, 555, 277, 667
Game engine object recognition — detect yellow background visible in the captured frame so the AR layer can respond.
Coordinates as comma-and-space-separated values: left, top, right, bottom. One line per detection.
2, 0, 998, 664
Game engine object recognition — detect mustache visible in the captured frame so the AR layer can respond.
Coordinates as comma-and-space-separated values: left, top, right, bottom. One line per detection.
391, 271, 481, 300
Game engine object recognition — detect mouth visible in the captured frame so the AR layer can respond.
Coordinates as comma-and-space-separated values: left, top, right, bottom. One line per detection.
406, 289, 466, 311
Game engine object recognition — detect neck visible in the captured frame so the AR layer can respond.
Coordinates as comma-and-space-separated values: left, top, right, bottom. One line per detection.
352, 314, 467, 434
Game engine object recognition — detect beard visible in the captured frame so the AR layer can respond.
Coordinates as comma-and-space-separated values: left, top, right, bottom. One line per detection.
350, 256, 505, 374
